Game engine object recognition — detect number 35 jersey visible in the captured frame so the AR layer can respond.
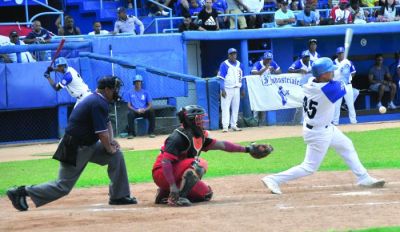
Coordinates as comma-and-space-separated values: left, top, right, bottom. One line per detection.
302, 78, 346, 127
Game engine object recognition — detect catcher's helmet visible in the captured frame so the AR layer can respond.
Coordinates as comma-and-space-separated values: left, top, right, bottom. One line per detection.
312, 57, 337, 77
178, 105, 207, 137
54, 57, 68, 68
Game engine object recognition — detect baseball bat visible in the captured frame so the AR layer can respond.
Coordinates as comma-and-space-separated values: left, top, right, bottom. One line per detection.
49, 38, 65, 67
344, 28, 353, 60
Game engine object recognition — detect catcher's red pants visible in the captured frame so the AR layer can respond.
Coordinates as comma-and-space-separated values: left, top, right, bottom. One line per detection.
152, 158, 211, 201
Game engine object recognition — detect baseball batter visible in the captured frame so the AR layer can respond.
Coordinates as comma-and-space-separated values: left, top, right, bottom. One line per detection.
333, 46, 358, 125
44, 57, 91, 106
152, 105, 273, 206
262, 57, 385, 194
218, 48, 245, 132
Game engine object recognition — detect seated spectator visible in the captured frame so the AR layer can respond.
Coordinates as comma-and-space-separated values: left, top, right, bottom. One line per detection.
310, 4, 321, 25
296, 3, 317, 26
178, 14, 206, 32
0, 35, 14, 63
114, 7, 145, 35
58, 16, 81, 35
368, 54, 397, 109
330, 0, 353, 24
24, 20, 51, 44
127, 75, 156, 138
376, 0, 400, 22
349, 0, 368, 24
243, 0, 265, 28
8, 31, 36, 63
226, 0, 250, 29
212, 0, 229, 28
274, 0, 296, 28
189, 0, 204, 15
251, 51, 282, 75
290, 0, 299, 10
88, 22, 109, 35
198, 0, 220, 30
288, 50, 312, 74
307, 38, 320, 62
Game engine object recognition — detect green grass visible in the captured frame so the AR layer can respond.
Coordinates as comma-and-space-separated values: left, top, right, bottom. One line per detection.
1, 127, 399, 196
349, 226, 400, 232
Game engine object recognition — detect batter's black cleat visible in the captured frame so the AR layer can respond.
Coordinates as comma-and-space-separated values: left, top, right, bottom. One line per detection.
109, 196, 138, 205
155, 188, 169, 204
7, 186, 29, 211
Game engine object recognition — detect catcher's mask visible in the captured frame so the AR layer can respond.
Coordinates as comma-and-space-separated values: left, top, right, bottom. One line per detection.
97, 75, 123, 102
178, 105, 208, 137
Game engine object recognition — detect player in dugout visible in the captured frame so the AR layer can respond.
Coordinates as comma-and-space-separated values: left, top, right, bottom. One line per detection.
152, 105, 274, 206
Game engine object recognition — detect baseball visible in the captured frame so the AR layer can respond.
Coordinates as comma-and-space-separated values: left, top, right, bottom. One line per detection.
379, 106, 387, 114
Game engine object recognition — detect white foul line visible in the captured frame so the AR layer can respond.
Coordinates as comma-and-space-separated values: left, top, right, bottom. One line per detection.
277, 201, 400, 210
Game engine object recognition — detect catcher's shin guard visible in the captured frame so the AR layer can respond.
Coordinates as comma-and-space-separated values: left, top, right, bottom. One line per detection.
179, 169, 199, 198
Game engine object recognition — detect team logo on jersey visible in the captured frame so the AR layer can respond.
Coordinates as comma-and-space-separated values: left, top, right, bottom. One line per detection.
61, 79, 67, 85
278, 86, 290, 106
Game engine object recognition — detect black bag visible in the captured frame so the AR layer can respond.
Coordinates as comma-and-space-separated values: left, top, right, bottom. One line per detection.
52, 134, 79, 166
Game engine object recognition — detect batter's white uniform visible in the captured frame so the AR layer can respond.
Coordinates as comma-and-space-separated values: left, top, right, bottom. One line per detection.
264, 78, 375, 188
333, 58, 358, 124
218, 59, 243, 130
58, 67, 91, 105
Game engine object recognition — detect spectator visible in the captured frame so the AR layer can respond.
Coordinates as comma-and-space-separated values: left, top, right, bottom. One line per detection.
88, 22, 109, 35
290, 0, 299, 10
6, 76, 137, 212
330, 0, 353, 24
114, 7, 145, 35
310, 4, 321, 25
376, 0, 400, 22
349, 0, 368, 24
24, 20, 51, 44
332, 46, 358, 125
226, 0, 251, 29
178, 14, 206, 32
307, 39, 320, 62
212, 0, 229, 28
288, 50, 313, 74
242, 0, 265, 28
296, 3, 317, 26
368, 54, 397, 109
251, 51, 282, 75
127, 75, 156, 139
0, 35, 15, 63
218, 48, 245, 132
58, 16, 81, 35
198, 0, 220, 30
274, 0, 296, 28
360, 0, 379, 7
8, 31, 36, 63
189, 0, 204, 15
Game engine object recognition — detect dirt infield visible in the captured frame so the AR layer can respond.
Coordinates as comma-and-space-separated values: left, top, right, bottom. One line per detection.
1, 121, 400, 232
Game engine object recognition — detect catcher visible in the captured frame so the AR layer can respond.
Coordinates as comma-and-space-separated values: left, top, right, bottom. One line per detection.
152, 105, 273, 206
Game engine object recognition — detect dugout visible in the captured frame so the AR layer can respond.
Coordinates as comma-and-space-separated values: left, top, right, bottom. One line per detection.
0, 23, 400, 144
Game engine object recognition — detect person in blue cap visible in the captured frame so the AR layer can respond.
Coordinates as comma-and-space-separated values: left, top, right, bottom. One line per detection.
288, 50, 313, 74
217, 48, 246, 132
251, 51, 282, 75
262, 57, 385, 194
127, 74, 156, 138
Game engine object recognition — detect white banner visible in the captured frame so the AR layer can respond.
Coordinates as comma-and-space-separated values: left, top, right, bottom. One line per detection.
246, 73, 312, 111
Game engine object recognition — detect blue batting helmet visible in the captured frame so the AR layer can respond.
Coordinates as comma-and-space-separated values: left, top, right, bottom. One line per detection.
312, 57, 337, 77
54, 57, 68, 68
133, 74, 143, 82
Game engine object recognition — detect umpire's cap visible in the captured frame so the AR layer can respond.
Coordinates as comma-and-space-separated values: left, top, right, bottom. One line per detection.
312, 57, 337, 77
97, 75, 122, 89
54, 57, 68, 67
133, 74, 143, 82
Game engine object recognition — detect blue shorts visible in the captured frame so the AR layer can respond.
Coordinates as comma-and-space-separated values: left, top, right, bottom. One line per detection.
369, 83, 391, 92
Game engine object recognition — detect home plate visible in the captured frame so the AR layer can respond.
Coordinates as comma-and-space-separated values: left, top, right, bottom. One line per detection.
332, 191, 374, 196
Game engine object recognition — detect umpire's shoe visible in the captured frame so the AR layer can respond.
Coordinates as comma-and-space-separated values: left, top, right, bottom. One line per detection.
7, 186, 29, 211
109, 196, 138, 205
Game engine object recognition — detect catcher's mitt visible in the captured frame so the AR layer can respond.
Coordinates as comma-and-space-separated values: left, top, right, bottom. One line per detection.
247, 143, 274, 159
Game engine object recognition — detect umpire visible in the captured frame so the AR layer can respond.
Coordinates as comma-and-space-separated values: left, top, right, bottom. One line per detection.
6, 76, 137, 211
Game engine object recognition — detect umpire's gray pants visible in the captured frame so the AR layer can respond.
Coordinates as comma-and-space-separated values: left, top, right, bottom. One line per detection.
26, 142, 131, 207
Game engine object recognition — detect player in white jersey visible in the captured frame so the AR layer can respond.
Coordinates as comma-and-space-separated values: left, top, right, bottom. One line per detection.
261, 57, 385, 194
332, 46, 358, 125
44, 57, 91, 106
218, 48, 245, 132
307, 39, 320, 62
